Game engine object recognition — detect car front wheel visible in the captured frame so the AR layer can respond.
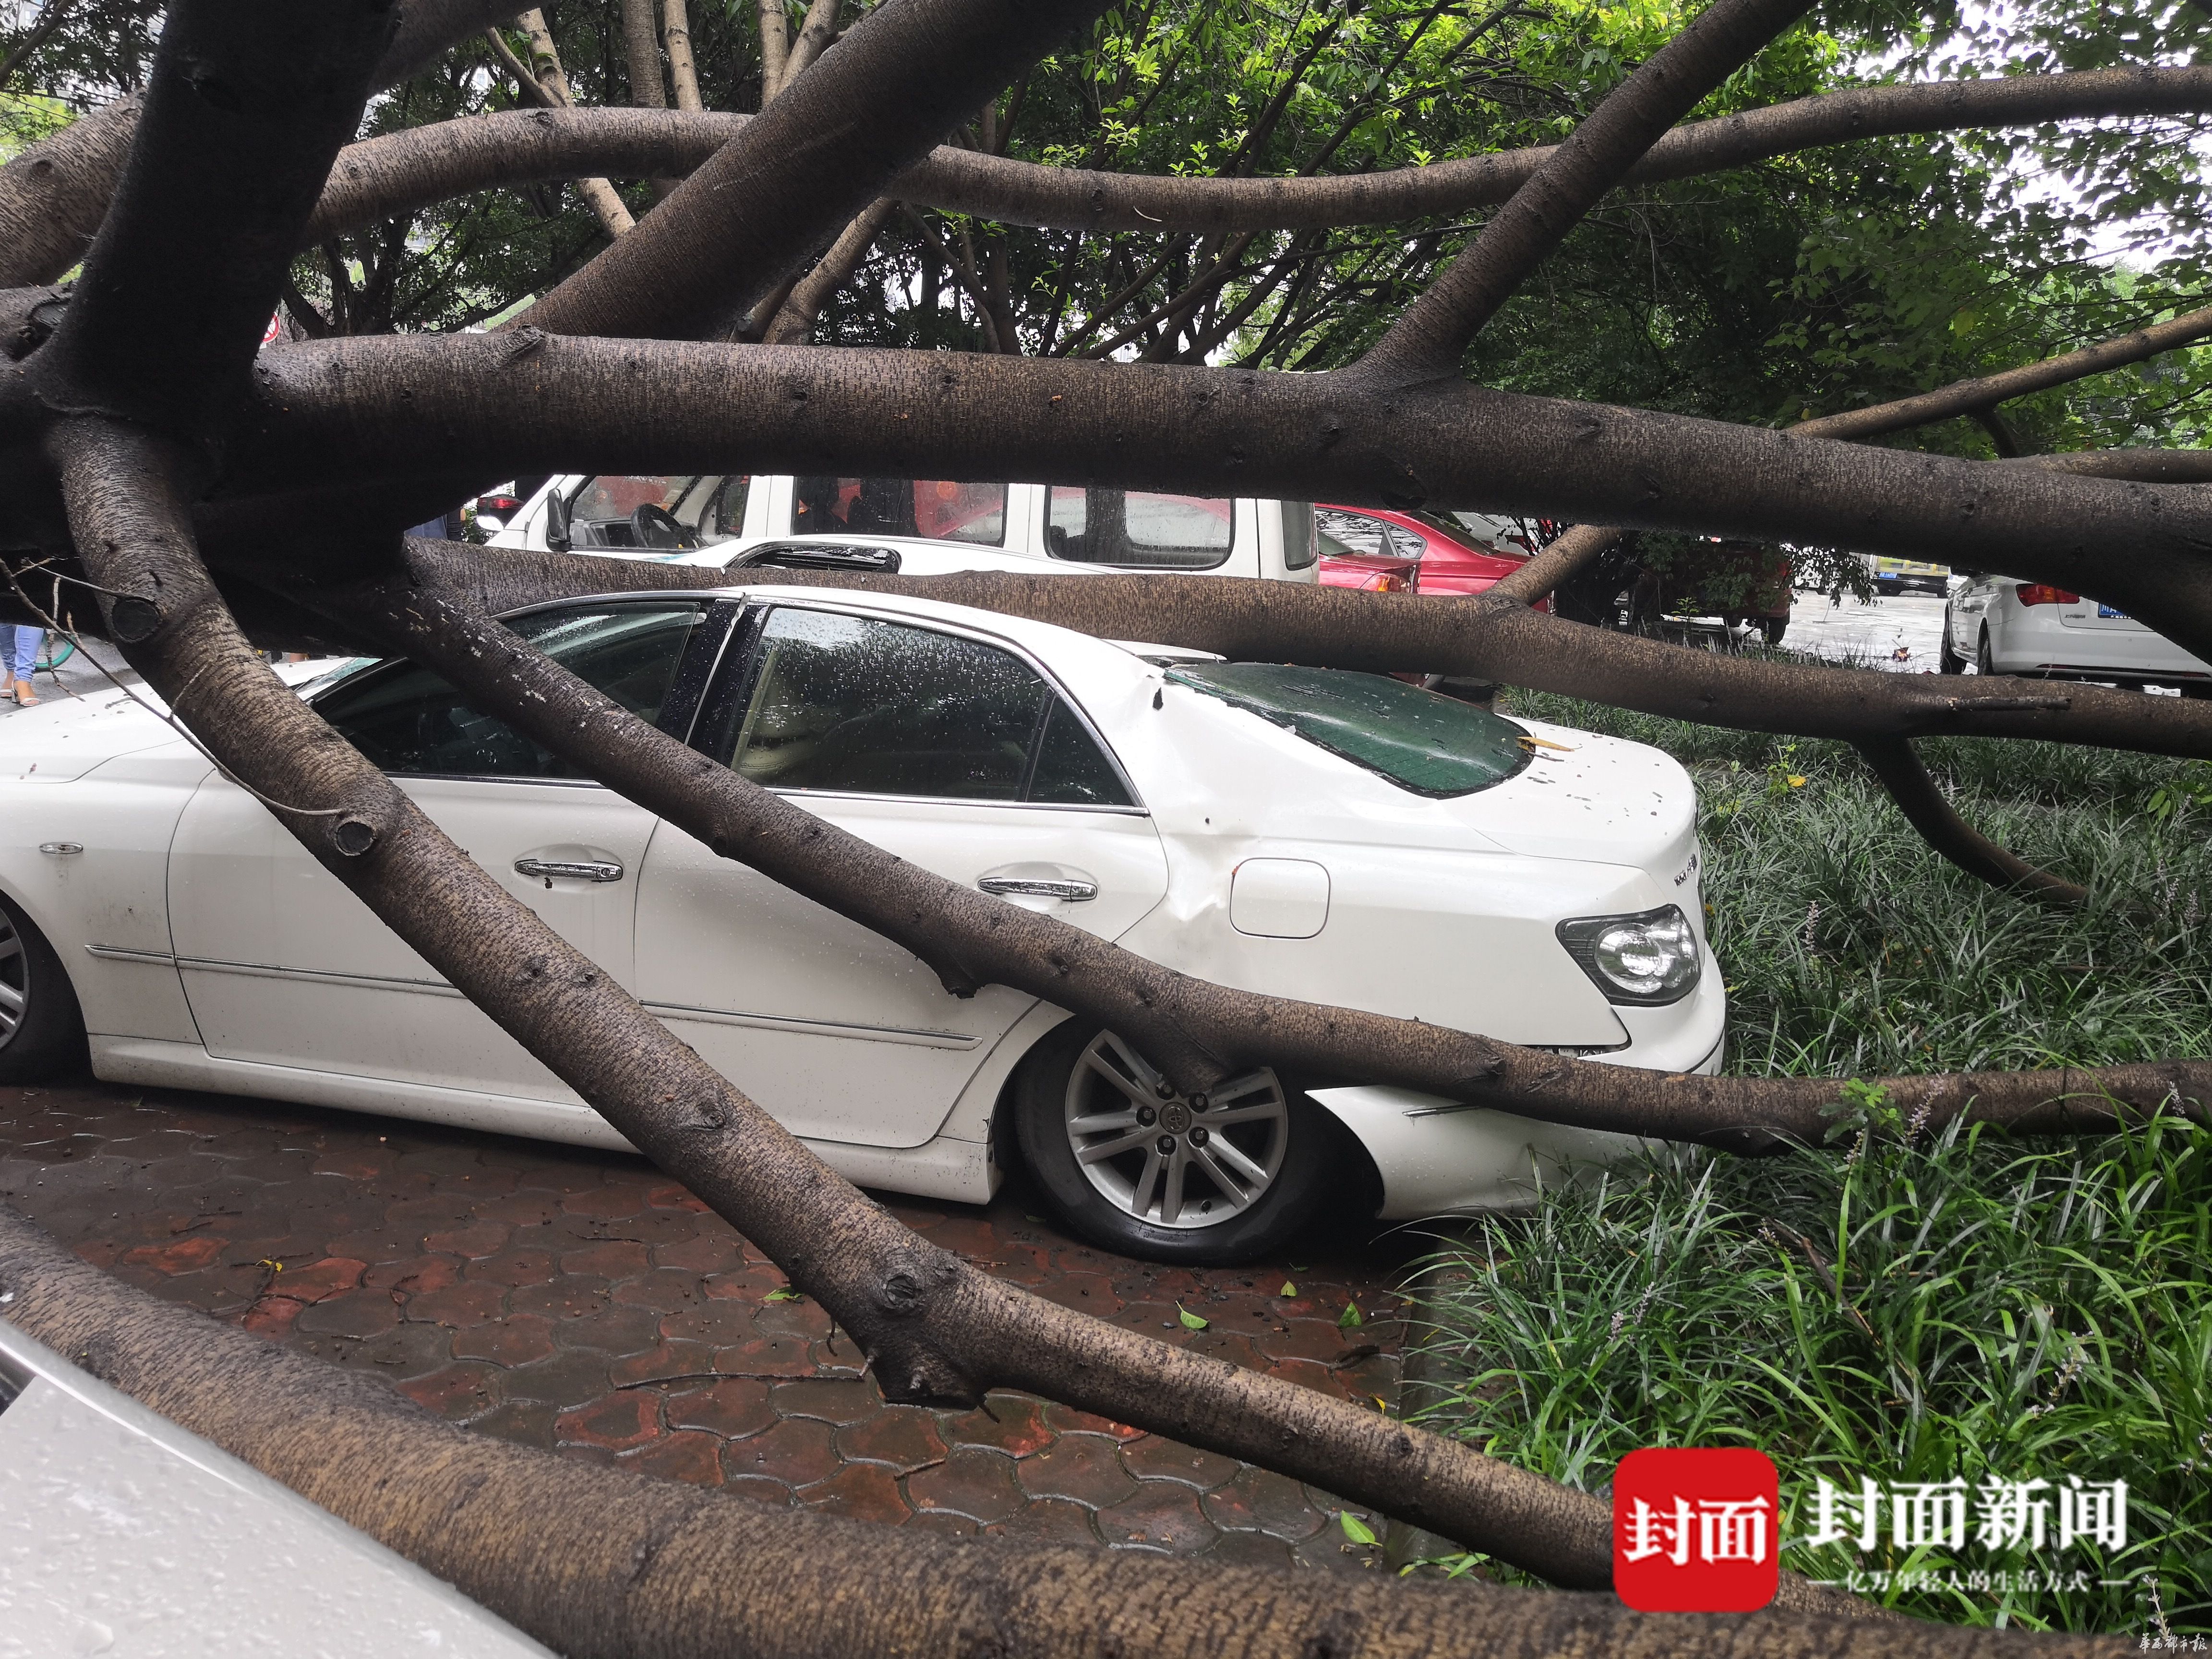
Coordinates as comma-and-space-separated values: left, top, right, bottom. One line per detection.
0, 893, 86, 1082
1010, 1022, 1337, 1264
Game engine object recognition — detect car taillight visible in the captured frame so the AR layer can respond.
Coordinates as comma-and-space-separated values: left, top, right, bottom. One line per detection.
2016, 584, 2080, 607
477, 494, 522, 514
1380, 572, 1410, 593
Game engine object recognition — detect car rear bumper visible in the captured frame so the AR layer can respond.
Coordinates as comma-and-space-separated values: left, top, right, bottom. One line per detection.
1308, 949, 1725, 1219
1992, 607, 2212, 680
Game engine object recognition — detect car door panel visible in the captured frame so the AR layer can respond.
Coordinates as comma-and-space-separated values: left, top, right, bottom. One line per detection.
634, 601, 1167, 1149
635, 800, 1165, 1148
166, 601, 717, 1102
168, 775, 655, 1100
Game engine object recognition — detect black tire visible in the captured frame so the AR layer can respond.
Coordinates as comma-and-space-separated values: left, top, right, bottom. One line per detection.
1010, 1021, 1338, 1265
1939, 614, 1966, 674
1977, 631, 1997, 677
0, 892, 86, 1082
1759, 615, 1788, 647
2182, 682, 2212, 701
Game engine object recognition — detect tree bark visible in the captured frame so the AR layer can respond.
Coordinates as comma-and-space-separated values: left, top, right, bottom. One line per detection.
232, 334, 2212, 663
287, 71, 2212, 254
763, 196, 901, 343
507, 9, 637, 237
664, 0, 704, 111
622, 0, 668, 108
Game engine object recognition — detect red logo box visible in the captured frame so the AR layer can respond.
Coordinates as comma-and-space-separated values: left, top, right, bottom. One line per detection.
1613, 1447, 1780, 1612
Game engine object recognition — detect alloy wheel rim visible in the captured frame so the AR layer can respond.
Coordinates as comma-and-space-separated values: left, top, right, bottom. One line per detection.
0, 912, 25, 1045
1062, 1030, 1288, 1231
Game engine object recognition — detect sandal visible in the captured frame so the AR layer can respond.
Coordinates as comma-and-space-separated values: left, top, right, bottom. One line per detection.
12, 683, 37, 707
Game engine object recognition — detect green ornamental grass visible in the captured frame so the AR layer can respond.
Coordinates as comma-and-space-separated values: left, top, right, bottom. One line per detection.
1410, 689, 2212, 1634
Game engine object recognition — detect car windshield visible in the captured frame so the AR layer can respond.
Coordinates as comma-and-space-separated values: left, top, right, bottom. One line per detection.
1166, 663, 1532, 797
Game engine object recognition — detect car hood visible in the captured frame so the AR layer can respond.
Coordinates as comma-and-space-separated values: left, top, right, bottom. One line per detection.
0, 686, 186, 781
0, 658, 354, 783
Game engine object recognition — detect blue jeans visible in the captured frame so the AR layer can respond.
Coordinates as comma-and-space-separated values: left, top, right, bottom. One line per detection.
11, 626, 39, 680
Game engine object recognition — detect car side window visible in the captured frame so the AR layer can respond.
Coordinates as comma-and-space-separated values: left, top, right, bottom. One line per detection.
701, 475, 750, 542
1313, 508, 1394, 558
718, 607, 1133, 806
1046, 488, 1232, 570
315, 604, 707, 780
791, 476, 1007, 545
565, 476, 700, 549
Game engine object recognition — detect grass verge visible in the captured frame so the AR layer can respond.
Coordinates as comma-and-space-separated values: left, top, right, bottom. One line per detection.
1407, 687, 2212, 1633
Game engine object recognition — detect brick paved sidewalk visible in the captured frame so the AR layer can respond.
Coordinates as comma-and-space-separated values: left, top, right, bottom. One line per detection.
0, 1078, 1426, 1571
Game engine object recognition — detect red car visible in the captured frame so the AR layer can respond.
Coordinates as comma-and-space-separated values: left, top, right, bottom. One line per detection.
1316, 505, 1545, 603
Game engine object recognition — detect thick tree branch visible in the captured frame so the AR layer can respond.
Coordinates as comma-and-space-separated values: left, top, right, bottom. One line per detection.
23, 0, 394, 442
764, 196, 900, 343
295, 70, 2212, 252
622, 0, 668, 108
10, 1207, 2072, 1657
506, 10, 636, 237
757, 0, 791, 101
1852, 739, 2090, 907
234, 335, 2212, 661
517, 0, 1108, 342
0, 1, 529, 288
1796, 303, 2212, 443
783, 0, 842, 87
1485, 523, 1623, 605
1358, 0, 1814, 382
0, 98, 139, 288
664, 0, 704, 112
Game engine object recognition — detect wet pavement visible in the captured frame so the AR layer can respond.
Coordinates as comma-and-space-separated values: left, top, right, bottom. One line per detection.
0, 1077, 1420, 1570
1775, 589, 1948, 670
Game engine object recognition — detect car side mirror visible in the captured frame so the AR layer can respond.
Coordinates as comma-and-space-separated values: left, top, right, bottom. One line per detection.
543, 490, 571, 552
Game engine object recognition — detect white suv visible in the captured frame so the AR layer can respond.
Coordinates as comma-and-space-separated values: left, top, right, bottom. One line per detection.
1942, 572, 2212, 694
484, 473, 1321, 585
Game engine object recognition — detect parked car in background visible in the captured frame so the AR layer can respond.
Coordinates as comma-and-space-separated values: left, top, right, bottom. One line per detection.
0, 1319, 546, 1657
0, 587, 1721, 1263
1313, 516, 1417, 594
1872, 555, 1950, 596
1942, 572, 2212, 693
486, 473, 1322, 586
1315, 505, 1545, 601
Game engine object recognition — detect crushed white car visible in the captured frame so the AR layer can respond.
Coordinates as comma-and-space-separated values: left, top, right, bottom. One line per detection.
0, 589, 1720, 1262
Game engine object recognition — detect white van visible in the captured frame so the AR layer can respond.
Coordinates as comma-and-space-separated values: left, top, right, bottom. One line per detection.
483, 473, 1321, 585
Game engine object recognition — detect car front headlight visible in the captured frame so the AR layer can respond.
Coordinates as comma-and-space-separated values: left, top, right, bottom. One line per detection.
1556, 905, 1702, 1005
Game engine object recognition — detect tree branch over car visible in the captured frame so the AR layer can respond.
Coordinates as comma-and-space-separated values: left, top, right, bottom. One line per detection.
0, 0, 2205, 1649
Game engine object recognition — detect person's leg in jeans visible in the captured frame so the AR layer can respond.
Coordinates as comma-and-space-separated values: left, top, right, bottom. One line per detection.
11, 626, 42, 703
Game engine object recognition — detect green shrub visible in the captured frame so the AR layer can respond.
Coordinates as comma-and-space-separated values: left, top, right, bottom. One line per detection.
1411, 695, 2212, 1633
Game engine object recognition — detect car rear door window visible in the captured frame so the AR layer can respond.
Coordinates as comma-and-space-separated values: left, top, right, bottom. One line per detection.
718, 607, 1133, 805
791, 476, 1007, 545
1047, 488, 1232, 569
315, 603, 708, 780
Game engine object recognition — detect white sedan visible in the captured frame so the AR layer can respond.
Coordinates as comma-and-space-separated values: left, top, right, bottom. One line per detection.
1943, 572, 2212, 693
0, 588, 1723, 1262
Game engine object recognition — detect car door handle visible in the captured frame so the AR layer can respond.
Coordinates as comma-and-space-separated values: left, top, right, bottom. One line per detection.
979, 874, 1098, 902
515, 857, 625, 883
